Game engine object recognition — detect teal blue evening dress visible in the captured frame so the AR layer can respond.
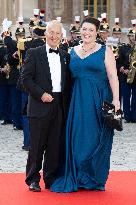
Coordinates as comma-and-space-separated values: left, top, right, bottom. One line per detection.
51, 45, 114, 192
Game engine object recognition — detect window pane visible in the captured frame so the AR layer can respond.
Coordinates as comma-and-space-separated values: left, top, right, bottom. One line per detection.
84, 0, 94, 16
84, 0, 88, 10
97, 0, 107, 17
83, 0, 108, 18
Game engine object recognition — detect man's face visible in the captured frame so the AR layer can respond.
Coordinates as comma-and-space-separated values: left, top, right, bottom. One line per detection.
45, 23, 62, 48
99, 31, 109, 41
112, 32, 121, 40
128, 34, 135, 44
71, 32, 77, 40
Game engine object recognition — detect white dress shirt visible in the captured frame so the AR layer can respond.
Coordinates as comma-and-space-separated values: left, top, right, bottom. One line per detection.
46, 43, 61, 92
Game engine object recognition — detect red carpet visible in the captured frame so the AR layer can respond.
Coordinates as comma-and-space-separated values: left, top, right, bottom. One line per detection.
0, 172, 136, 205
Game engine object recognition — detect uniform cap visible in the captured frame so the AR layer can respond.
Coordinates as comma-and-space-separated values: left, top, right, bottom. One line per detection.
127, 19, 136, 35
2, 18, 12, 32
101, 13, 107, 19
40, 9, 45, 18
56, 17, 61, 22
99, 13, 109, 32
115, 18, 119, 23
98, 17, 102, 22
112, 18, 121, 33
15, 27, 25, 35
70, 25, 77, 33
131, 19, 136, 26
33, 21, 46, 37
83, 10, 88, 17
33, 9, 39, 16
75, 16, 80, 22
18, 17, 23, 22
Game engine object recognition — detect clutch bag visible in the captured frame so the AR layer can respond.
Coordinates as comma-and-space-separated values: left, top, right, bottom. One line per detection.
102, 101, 123, 131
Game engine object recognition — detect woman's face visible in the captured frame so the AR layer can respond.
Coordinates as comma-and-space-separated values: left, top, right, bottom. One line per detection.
80, 22, 97, 43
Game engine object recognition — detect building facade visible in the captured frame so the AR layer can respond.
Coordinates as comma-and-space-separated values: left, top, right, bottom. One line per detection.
0, 0, 136, 29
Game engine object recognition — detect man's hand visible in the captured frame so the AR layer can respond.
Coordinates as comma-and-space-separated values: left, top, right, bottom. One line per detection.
12, 51, 19, 59
41, 92, 54, 103
123, 69, 129, 75
120, 67, 129, 75
0, 67, 7, 73
120, 66, 125, 73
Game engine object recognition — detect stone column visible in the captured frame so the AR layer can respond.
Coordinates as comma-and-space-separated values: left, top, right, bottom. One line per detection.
0, 0, 9, 27
122, 0, 131, 28
45, 0, 54, 21
7, 0, 12, 20
0, 0, 3, 24
109, 0, 116, 34
62, 0, 72, 23
72, 0, 82, 21
115, 0, 122, 24
38, 0, 45, 9
3, 0, 7, 19
19, 0, 23, 17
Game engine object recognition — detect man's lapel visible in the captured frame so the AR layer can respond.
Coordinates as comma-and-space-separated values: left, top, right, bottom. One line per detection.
40, 46, 67, 91
40, 45, 52, 86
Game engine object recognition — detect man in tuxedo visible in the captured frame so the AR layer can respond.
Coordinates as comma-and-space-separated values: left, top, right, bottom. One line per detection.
22, 20, 71, 192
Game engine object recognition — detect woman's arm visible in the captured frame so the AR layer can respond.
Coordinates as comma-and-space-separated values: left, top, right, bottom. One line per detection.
105, 46, 120, 111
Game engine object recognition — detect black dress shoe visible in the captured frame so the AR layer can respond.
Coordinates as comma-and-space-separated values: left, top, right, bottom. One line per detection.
13, 126, 23, 130
131, 120, 136, 123
29, 182, 41, 192
22, 145, 30, 151
1, 120, 12, 125
44, 177, 55, 189
124, 120, 131, 123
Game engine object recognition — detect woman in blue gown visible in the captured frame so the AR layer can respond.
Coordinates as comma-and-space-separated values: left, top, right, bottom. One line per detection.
51, 17, 120, 192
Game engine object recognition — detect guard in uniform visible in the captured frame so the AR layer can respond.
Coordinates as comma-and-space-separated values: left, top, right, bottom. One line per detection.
68, 25, 81, 50
29, 8, 40, 28
112, 18, 122, 43
97, 13, 110, 45
0, 39, 9, 122
70, 16, 80, 32
112, 18, 122, 102
15, 17, 25, 40
3, 32, 23, 130
29, 8, 40, 37
68, 15, 81, 50
118, 19, 136, 123
0, 18, 22, 128
16, 19, 46, 151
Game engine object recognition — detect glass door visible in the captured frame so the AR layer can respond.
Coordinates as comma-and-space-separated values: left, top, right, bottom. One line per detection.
84, 0, 110, 18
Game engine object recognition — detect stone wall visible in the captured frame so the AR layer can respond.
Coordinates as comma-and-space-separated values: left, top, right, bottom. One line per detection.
0, 0, 135, 32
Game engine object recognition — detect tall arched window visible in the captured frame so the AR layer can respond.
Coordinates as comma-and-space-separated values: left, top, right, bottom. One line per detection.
84, 0, 110, 18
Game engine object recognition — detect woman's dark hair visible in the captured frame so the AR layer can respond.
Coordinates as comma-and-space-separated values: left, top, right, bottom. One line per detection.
81, 17, 100, 31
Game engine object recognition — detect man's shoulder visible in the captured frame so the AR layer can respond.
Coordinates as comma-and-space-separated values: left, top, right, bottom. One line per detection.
28, 44, 46, 54
59, 48, 70, 63
120, 43, 131, 52
59, 48, 70, 57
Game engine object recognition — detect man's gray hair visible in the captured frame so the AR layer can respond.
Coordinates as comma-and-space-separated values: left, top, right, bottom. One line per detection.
46, 20, 63, 32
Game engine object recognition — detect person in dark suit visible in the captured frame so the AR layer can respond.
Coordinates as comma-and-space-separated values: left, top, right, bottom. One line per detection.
22, 20, 71, 192
1, 33, 22, 129
0, 39, 8, 121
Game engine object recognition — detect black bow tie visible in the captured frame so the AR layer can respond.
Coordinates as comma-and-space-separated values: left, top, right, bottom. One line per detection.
49, 48, 59, 54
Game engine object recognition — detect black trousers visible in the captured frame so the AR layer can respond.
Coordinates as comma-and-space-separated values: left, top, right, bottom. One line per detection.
25, 95, 64, 187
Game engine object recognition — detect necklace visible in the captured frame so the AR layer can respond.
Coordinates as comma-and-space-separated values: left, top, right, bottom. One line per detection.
81, 43, 96, 54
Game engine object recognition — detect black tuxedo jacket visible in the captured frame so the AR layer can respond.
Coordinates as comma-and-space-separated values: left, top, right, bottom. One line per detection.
22, 45, 71, 118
